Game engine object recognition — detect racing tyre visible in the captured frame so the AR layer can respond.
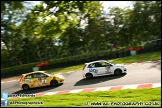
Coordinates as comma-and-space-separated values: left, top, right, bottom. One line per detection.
85, 73, 93, 79
50, 80, 58, 87
114, 69, 122, 75
22, 84, 29, 90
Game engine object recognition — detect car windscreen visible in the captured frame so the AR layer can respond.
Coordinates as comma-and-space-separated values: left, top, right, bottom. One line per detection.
44, 71, 52, 75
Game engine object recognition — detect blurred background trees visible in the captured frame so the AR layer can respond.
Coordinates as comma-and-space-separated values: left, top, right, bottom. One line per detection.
1, 1, 161, 68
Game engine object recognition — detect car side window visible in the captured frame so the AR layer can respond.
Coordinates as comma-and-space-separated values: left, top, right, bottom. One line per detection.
40, 73, 48, 77
87, 63, 95, 68
25, 74, 33, 79
87, 62, 109, 68
33, 73, 41, 78
94, 62, 102, 67
100, 62, 108, 67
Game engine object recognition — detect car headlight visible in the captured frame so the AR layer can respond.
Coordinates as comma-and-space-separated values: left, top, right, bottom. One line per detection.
57, 75, 64, 80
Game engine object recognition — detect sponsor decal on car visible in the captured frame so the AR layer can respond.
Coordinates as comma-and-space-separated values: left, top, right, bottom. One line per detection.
89, 69, 98, 73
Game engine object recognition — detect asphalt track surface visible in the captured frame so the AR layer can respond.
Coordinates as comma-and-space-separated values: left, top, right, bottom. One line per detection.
1, 61, 161, 95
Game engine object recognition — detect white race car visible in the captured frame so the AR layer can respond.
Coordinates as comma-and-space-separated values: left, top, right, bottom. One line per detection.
82, 60, 127, 79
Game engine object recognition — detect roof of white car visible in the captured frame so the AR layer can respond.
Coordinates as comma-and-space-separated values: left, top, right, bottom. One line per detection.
85, 60, 108, 64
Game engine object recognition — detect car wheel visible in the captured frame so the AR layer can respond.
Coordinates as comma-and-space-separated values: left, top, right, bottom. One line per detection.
85, 73, 93, 79
114, 69, 122, 75
50, 80, 58, 87
22, 84, 29, 90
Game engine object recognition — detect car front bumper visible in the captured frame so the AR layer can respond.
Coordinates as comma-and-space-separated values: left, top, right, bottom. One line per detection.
123, 68, 127, 73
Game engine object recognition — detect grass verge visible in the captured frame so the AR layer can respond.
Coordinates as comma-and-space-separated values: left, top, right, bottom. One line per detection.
46, 51, 161, 74
5, 87, 161, 107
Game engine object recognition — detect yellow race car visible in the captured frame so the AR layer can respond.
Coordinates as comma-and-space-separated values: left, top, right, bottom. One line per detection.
19, 71, 64, 90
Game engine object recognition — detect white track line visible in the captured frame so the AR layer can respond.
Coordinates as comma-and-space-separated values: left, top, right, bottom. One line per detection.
1, 80, 19, 84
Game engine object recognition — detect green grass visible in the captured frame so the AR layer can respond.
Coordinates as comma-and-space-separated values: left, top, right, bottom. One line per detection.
46, 51, 161, 74
5, 87, 161, 107
109, 51, 161, 64
46, 64, 84, 74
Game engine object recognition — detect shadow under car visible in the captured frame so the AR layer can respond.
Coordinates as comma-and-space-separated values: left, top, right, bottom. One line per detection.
12, 84, 63, 95
74, 73, 127, 86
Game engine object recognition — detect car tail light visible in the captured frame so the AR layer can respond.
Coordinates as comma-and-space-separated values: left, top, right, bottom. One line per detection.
19, 76, 23, 82
82, 65, 86, 70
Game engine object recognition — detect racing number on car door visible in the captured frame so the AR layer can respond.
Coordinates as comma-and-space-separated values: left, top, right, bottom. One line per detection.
38, 73, 48, 86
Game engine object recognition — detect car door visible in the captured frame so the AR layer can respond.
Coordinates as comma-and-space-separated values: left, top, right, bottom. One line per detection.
39, 73, 50, 86
88, 62, 107, 76
95, 62, 110, 75
105, 62, 114, 74
31, 73, 42, 87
